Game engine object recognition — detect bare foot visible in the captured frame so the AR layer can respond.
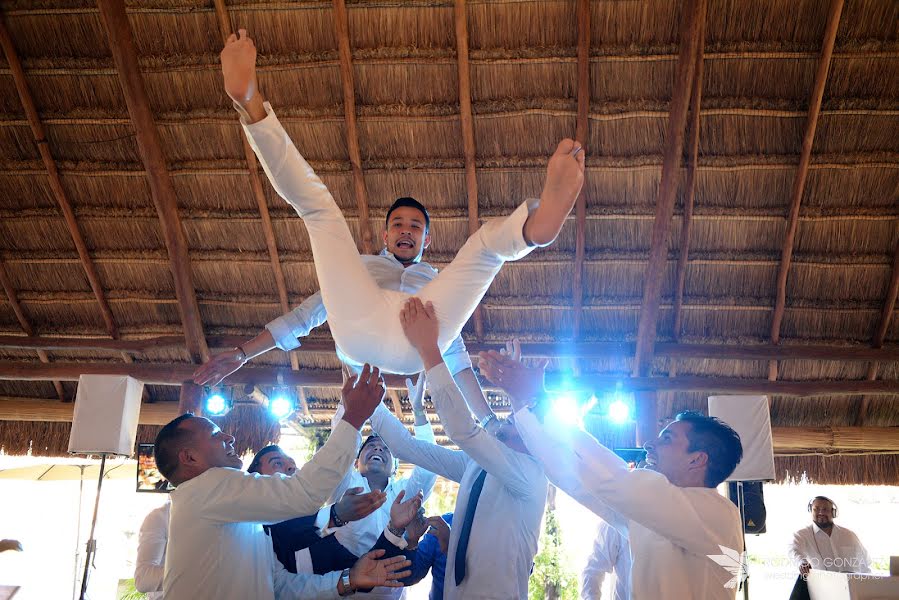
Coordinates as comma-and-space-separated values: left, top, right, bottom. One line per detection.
523, 139, 586, 246
221, 29, 267, 123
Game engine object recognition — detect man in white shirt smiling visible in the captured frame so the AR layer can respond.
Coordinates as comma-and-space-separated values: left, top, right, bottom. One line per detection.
478, 346, 746, 600
788, 496, 872, 576
157, 364, 412, 600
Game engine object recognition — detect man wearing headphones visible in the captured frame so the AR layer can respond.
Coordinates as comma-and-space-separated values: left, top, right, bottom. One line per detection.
788, 496, 872, 576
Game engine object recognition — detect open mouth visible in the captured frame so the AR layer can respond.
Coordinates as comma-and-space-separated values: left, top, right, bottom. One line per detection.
369, 455, 385, 464
396, 239, 414, 250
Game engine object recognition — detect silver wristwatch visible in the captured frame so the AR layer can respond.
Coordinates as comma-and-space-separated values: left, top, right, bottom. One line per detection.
339, 568, 355, 596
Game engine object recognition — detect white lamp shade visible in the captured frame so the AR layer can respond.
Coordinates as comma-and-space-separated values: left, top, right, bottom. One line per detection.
68, 375, 144, 456
708, 395, 776, 482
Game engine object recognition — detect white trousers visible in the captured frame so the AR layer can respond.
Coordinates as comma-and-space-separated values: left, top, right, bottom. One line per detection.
244, 105, 535, 374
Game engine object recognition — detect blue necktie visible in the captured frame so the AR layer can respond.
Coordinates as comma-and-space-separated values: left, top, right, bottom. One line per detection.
454, 468, 487, 586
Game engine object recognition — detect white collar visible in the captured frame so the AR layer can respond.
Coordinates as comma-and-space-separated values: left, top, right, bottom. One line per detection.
377, 248, 436, 273
812, 522, 837, 535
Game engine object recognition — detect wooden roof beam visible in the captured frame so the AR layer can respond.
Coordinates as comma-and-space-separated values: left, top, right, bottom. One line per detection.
211, 0, 309, 418
0, 18, 131, 365
0, 260, 65, 401
97, 0, 209, 363
3, 360, 899, 396
4, 335, 899, 363
768, 0, 844, 381
454, 0, 484, 340
572, 0, 591, 340
857, 232, 899, 425
632, 0, 707, 379
333, 0, 373, 255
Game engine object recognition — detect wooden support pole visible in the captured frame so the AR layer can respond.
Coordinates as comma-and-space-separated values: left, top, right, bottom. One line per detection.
97, 0, 209, 363
0, 19, 129, 365
453, 0, 485, 340
572, 0, 591, 340
768, 0, 844, 381
333, 0, 373, 255
178, 382, 204, 417
632, 0, 707, 378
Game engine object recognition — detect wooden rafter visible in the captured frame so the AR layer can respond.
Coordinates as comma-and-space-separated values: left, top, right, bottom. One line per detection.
632, 0, 707, 379
857, 232, 899, 425
0, 19, 131, 365
768, 0, 844, 381
3, 335, 899, 363
670, 17, 705, 352
333, 0, 373, 255
0, 259, 65, 401
453, 0, 484, 340
571, 0, 591, 340
97, 0, 209, 363
211, 0, 309, 418
3, 360, 899, 397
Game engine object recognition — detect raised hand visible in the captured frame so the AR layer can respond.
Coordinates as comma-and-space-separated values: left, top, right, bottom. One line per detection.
192, 348, 247, 386
341, 363, 387, 430
524, 138, 586, 246
0, 539, 23, 553
477, 346, 548, 412
389, 489, 424, 530
399, 298, 440, 355
426, 516, 451, 555
405, 374, 426, 414
347, 549, 412, 591
405, 512, 429, 549
333, 487, 387, 524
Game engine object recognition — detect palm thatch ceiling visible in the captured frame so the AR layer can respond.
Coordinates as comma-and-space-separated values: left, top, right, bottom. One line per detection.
0, 0, 897, 483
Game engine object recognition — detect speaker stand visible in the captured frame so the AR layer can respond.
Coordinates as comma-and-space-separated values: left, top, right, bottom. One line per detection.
78, 454, 108, 600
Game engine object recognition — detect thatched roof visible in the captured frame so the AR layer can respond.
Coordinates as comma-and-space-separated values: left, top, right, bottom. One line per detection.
0, 0, 897, 484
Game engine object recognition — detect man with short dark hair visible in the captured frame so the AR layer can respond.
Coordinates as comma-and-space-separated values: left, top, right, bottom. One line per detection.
478, 348, 745, 600
788, 496, 871, 576
157, 364, 412, 600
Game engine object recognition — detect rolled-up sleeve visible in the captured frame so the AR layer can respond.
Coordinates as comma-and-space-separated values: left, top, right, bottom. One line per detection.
266, 292, 328, 351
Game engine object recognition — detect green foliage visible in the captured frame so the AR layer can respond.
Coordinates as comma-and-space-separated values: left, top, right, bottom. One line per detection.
528, 508, 579, 600
116, 578, 146, 600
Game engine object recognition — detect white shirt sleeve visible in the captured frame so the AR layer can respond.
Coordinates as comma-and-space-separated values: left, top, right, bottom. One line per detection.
580, 521, 620, 600
400, 422, 439, 501
847, 529, 873, 573
266, 291, 328, 351
190, 420, 361, 524
370, 403, 469, 484
134, 504, 169, 593
441, 334, 474, 375
787, 528, 809, 568
515, 408, 735, 555
428, 363, 542, 499
271, 555, 341, 599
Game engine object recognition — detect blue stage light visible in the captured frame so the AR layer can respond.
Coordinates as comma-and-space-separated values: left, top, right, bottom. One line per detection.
205, 393, 228, 416
608, 398, 630, 424
270, 396, 294, 420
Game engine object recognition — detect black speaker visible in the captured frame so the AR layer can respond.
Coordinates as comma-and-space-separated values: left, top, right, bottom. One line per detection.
728, 481, 767, 534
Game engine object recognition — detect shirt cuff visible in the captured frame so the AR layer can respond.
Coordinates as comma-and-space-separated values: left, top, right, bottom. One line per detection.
314, 506, 331, 534
265, 318, 302, 351
238, 100, 278, 129
425, 362, 454, 391
382, 526, 408, 549
442, 348, 473, 376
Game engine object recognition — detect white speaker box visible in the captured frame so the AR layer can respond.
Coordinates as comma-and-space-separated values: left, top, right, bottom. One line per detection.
708, 395, 775, 481
68, 375, 144, 456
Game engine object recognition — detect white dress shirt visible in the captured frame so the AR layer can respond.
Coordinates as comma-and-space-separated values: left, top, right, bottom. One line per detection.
163, 420, 360, 600
581, 519, 630, 600
265, 249, 473, 376
295, 405, 438, 600
134, 501, 170, 599
788, 523, 872, 573
371, 363, 547, 599
515, 409, 744, 600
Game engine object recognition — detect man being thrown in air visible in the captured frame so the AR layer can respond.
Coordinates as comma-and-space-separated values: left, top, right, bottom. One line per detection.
197, 29, 585, 379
